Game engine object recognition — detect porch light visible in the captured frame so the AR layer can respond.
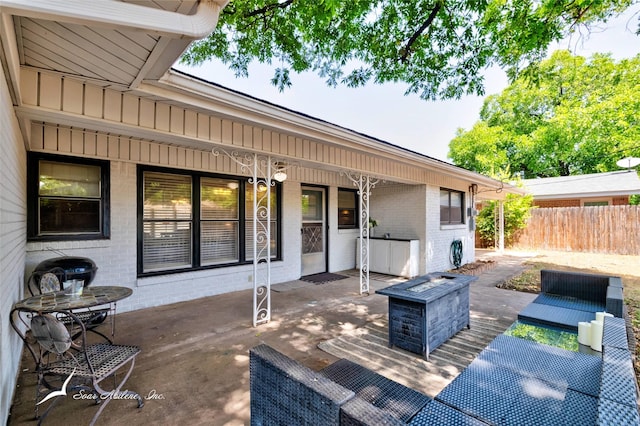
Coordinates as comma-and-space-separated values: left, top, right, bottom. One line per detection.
273, 163, 287, 182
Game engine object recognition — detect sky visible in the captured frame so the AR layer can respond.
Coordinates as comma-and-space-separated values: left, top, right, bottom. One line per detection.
174, 7, 640, 163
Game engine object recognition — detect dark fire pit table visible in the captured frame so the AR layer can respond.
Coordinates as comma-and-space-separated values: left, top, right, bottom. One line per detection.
376, 272, 477, 360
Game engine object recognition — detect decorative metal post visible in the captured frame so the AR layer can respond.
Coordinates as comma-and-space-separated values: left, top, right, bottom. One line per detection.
345, 173, 378, 294
214, 149, 288, 326
498, 200, 505, 253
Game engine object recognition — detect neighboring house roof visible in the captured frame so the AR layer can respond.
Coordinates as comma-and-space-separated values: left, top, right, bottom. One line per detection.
522, 171, 640, 200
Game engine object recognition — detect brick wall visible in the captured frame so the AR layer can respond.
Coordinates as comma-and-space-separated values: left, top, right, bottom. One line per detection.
534, 197, 631, 208
534, 199, 581, 208
0, 68, 27, 425
425, 186, 474, 272
26, 160, 304, 313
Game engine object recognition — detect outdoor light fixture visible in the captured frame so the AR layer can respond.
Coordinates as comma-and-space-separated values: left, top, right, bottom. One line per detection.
273, 163, 287, 182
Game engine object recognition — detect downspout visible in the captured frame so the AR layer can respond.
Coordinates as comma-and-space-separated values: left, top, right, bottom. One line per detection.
0, 0, 228, 39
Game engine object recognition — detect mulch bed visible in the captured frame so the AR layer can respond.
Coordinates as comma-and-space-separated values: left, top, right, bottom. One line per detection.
448, 259, 496, 276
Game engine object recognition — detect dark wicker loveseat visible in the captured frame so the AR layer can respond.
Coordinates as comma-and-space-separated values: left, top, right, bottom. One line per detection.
518, 269, 625, 332
249, 344, 486, 425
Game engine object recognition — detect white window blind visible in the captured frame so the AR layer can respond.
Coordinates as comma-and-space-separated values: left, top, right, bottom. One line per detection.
201, 177, 239, 265
138, 168, 281, 274
143, 172, 192, 272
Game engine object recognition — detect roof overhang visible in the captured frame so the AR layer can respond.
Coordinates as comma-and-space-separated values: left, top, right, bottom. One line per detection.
2, 0, 521, 200
143, 70, 522, 196
0, 0, 227, 97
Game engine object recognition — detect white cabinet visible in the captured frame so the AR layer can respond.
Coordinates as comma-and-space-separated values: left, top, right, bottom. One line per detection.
356, 238, 419, 278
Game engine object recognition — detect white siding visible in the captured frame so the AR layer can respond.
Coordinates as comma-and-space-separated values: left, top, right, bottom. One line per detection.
21, 71, 438, 184
0, 67, 27, 425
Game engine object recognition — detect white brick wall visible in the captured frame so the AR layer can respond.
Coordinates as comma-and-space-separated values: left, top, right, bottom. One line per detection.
370, 184, 426, 240
370, 184, 427, 273
0, 67, 27, 425
328, 186, 359, 272
425, 185, 475, 272
26, 162, 306, 314
23, 143, 477, 320
332, 182, 477, 276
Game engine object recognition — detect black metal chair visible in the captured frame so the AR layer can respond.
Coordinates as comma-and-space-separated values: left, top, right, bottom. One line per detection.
15, 312, 143, 425
26, 268, 111, 342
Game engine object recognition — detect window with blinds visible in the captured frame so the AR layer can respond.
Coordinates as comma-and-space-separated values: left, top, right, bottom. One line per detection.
142, 172, 192, 272
201, 177, 239, 265
138, 167, 280, 275
27, 153, 110, 240
245, 183, 278, 261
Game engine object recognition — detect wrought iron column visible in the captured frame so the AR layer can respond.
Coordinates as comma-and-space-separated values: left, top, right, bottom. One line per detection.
214, 149, 285, 326
498, 200, 505, 252
346, 173, 378, 294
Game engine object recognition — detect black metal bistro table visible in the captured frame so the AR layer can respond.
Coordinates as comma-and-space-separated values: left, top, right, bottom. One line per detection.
13, 286, 132, 312
376, 273, 476, 359
11, 286, 132, 341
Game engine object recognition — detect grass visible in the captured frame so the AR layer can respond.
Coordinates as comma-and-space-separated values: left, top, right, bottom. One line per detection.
498, 260, 640, 380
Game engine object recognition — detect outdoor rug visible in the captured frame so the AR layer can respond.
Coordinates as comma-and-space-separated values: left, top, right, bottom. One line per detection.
318, 315, 514, 398
300, 272, 348, 284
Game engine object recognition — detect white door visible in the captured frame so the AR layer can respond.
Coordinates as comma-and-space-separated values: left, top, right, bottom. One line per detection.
301, 187, 326, 275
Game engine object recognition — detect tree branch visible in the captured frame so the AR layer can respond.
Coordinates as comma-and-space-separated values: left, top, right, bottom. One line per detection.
244, 0, 295, 18
400, 2, 442, 62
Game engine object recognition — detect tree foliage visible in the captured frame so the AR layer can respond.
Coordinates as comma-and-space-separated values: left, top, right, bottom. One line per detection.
477, 191, 534, 248
449, 50, 640, 177
181, 0, 635, 101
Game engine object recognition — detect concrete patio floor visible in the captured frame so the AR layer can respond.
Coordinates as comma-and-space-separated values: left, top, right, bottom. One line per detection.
8, 251, 537, 426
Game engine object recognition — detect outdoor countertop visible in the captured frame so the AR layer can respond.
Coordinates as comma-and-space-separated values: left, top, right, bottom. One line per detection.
369, 236, 418, 242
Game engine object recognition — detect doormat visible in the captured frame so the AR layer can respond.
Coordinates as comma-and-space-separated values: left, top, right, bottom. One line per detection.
300, 272, 348, 284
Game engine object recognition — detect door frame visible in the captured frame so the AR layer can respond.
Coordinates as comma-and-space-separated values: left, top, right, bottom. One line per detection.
301, 184, 329, 275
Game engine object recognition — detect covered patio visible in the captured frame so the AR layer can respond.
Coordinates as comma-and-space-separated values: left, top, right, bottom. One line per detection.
8, 252, 535, 425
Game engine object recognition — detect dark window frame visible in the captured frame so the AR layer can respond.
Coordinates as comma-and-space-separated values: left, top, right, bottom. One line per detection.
137, 165, 282, 277
337, 188, 359, 229
27, 152, 110, 241
440, 188, 465, 225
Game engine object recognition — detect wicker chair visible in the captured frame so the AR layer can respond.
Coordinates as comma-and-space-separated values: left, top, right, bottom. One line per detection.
23, 312, 143, 425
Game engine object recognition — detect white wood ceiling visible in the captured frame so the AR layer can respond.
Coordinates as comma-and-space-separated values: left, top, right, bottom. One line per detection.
14, 0, 198, 87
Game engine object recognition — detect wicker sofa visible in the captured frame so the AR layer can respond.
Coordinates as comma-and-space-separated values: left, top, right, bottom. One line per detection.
250, 324, 639, 425
249, 344, 486, 425
250, 270, 639, 425
518, 269, 625, 332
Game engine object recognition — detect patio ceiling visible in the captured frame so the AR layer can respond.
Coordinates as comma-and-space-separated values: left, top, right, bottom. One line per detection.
0, 0, 227, 95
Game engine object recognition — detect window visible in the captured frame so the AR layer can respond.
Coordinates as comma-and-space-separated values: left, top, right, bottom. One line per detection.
245, 183, 278, 261
440, 188, 464, 225
28, 153, 110, 240
139, 167, 280, 275
338, 189, 358, 229
583, 200, 609, 207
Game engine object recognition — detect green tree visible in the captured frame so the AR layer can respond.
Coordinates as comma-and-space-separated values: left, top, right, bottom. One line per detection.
450, 51, 640, 177
181, 0, 635, 101
477, 192, 534, 248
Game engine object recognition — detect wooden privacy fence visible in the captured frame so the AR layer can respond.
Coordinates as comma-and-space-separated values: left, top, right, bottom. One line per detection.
513, 205, 640, 255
